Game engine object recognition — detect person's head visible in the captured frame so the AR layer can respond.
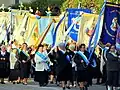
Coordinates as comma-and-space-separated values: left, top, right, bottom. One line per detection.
12, 48, 18, 55
58, 43, 66, 51
105, 43, 111, 47
22, 43, 28, 50
38, 45, 43, 52
69, 44, 75, 51
108, 45, 116, 52
1, 45, 6, 52
79, 44, 86, 52
43, 44, 48, 51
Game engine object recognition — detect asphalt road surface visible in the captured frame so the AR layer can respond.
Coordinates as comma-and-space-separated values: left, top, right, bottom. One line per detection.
0, 80, 106, 90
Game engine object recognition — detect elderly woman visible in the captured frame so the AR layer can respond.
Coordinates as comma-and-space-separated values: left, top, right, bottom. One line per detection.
0, 45, 10, 84
106, 45, 119, 90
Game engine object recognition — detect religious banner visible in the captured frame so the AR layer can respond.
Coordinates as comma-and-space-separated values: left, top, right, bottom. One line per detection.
67, 8, 91, 41
100, 2, 120, 45
77, 13, 98, 46
0, 12, 11, 43
38, 17, 55, 45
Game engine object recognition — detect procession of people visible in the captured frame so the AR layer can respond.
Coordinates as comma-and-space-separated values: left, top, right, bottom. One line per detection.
0, 40, 119, 90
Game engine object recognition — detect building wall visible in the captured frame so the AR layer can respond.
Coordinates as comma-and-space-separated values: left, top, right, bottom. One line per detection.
0, 0, 33, 7
0, 0, 15, 7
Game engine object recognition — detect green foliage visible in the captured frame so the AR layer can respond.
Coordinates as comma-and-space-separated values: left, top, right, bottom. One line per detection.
9, 0, 120, 15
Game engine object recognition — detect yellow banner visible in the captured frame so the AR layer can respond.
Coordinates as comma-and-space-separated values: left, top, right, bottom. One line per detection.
77, 13, 98, 46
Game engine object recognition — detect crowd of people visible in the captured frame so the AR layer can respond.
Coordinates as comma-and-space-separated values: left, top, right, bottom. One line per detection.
0, 40, 120, 90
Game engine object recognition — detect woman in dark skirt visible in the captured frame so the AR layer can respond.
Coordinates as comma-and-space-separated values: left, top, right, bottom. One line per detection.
73, 44, 89, 90
34, 45, 50, 86
106, 45, 119, 90
19, 43, 31, 85
0, 45, 10, 84
9, 48, 20, 84
55, 43, 72, 90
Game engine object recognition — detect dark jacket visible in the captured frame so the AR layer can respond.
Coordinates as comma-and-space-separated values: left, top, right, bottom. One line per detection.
73, 51, 89, 71
106, 52, 119, 71
55, 50, 71, 74
0, 51, 10, 78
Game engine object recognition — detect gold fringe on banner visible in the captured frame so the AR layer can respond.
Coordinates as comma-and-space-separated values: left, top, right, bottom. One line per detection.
106, 4, 120, 8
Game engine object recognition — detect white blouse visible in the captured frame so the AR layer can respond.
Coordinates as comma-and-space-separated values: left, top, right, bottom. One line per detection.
34, 52, 50, 71
10, 52, 17, 69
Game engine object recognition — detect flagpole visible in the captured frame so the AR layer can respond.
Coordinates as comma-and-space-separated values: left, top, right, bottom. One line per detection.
36, 19, 56, 52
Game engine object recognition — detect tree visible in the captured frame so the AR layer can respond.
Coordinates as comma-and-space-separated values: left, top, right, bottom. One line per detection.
61, 0, 120, 13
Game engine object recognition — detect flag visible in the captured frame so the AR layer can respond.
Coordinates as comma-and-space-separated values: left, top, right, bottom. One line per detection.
87, 1, 106, 67
38, 17, 55, 45
52, 12, 66, 47
25, 15, 39, 46
116, 27, 120, 50
67, 8, 91, 41
100, 2, 120, 45
0, 12, 11, 43
77, 13, 98, 46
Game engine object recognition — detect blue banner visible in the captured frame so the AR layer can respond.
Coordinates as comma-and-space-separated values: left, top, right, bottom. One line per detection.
67, 8, 91, 41
100, 2, 120, 45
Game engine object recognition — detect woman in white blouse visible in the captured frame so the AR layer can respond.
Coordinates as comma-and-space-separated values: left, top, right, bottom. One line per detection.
9, 48, 20, 84
34, 45, 50, 86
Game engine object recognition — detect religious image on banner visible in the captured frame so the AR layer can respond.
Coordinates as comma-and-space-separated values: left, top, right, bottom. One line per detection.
100, 2, 120, 45
85, 17, 96, 37
77, 14, 98, 46
0, 12, 11, 43
67, 8, 91, 41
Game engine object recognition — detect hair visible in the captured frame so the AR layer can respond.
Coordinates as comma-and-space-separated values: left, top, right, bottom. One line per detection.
23, 43, 28, 47
79, 44, 86, 49
38, 44, 43, 48
105, 43, 111, 47
108, 45, 116, 52
1, 45, 6, 49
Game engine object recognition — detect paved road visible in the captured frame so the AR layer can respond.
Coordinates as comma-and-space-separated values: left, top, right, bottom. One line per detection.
0, 81, 106, 90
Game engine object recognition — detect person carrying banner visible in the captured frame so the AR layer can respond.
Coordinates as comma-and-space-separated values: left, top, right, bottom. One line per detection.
73, 44, 89, 90
54, 43, 72, 90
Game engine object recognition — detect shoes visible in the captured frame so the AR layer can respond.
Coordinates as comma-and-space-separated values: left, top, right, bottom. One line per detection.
66, 86, 71, 89
73, 84, 76, 87
50, 81, 54, 84
13, 82, 16, 84
23, 83, 27, 85
1, 82, 5, 84
17, 82, 21, 84
63, 87, 65, 90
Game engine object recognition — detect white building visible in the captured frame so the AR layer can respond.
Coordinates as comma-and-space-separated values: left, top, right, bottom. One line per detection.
0, 0, 32, 7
